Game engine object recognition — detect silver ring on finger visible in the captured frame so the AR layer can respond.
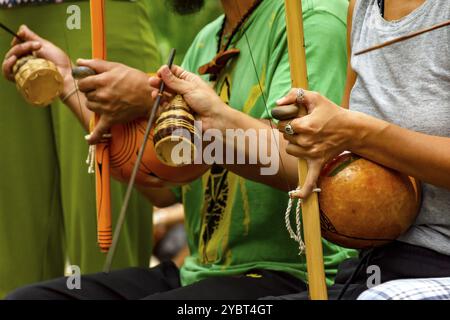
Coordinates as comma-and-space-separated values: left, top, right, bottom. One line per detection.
284, 121, 295, 135
296, 88, 305, 105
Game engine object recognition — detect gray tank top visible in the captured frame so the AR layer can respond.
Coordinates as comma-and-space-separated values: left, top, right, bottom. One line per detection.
350, 0, 450, 255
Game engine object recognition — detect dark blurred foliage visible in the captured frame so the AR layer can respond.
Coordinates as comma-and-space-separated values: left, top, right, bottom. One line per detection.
148, 0, 222, 64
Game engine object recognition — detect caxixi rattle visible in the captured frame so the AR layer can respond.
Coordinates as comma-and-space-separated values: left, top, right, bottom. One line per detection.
1, 23, 64, 107
13, 55, 63, 107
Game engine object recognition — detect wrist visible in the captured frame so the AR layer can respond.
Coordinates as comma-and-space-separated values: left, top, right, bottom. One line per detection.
60, 72, 77, 99
200, 99, 232, 132
345, 110, 387, 153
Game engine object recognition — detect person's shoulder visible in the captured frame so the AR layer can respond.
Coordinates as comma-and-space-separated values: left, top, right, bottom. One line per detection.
303, 0, 349, 24
256, 0, 286, 35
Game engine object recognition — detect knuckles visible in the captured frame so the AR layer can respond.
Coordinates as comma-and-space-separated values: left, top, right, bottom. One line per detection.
94, 90, 110, 102
296, 136, 314, 148
308, 91, 321, 103
95, 76, 108, 88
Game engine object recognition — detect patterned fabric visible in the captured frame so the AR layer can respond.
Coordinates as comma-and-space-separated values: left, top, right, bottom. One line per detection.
358, 278, 450, 300
0, 0, 63, 8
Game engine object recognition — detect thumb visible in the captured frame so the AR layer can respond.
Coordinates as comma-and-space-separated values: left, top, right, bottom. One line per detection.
77, 59, 115, 74
86, 116, 111, 145
159, 65, 191, 95
290, 160, 322, 199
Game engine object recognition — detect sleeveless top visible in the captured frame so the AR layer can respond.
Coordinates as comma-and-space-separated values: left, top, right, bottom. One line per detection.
350, 0, 450, 255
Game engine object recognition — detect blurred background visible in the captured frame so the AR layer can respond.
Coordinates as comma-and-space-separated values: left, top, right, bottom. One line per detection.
0, 0, 222, 298
149, 0, 221, 64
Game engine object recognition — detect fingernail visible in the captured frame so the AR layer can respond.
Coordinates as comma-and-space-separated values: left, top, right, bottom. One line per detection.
84, 134, 91, 140
77, 58, 87, 65
102, 133, 112, 138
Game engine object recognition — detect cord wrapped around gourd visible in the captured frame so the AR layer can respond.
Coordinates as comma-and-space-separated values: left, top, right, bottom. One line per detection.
13, 55, 64, 107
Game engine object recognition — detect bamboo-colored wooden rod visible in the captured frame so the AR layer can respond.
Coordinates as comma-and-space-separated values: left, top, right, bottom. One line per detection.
284, 0, 328, 300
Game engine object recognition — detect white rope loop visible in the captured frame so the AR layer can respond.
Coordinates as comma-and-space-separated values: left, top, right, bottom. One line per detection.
285, 187, 321, 255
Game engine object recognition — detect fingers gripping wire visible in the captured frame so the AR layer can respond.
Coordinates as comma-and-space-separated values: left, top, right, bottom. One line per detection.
285, 187, 321, 255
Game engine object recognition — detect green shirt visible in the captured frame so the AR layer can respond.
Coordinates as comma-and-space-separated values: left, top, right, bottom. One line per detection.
179, 0, 355, 286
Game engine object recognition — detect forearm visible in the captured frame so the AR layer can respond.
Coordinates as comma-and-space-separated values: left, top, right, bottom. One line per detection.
213, 106, 298, 191
350, 111, 450, 190
60, 74, 91, 131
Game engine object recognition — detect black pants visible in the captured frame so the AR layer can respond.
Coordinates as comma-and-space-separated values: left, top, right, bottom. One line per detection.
6, 261, 308, 300
264, 241, 450, 300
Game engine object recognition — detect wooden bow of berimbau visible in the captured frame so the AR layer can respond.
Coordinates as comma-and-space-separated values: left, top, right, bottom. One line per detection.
89, 0, 112, 253
283, 0, 327, 300
236, 0, 328, 299
73, 2, 177, 270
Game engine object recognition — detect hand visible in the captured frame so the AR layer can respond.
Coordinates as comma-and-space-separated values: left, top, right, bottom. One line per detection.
2, 25, 72, 82
149, 65, 229, 131
76, 59, 155, 144
277, 88, 355, 198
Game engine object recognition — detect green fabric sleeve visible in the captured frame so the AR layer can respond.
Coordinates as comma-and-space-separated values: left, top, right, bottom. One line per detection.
260, 6, 291, 119
261, 4, 349, 121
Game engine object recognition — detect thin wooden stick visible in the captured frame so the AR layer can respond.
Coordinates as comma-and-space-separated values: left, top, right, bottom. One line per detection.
355, 19, 450, 56
284, 0, 328, 300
